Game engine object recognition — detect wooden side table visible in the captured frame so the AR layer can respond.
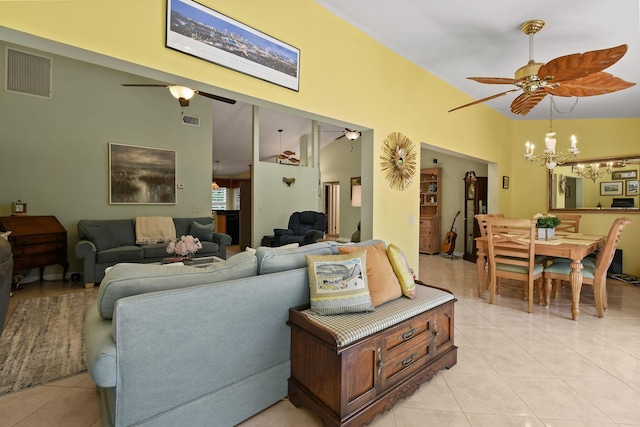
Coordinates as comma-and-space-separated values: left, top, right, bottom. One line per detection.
0, 215, 69, 286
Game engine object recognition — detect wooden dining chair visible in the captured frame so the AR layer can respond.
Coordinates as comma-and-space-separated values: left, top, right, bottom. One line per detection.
475, 213, 505, 238
553, 213, 581, 233
485, 217, 543, 313
542, 217, 631, 318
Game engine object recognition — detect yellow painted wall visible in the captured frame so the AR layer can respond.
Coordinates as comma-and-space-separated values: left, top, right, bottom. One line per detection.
1, 0, 637, 274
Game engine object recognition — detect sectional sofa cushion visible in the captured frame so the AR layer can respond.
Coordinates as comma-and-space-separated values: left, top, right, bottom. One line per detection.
97, 251, 257, 319
306, 250, 375, 315
255, 242, 333, 275
96, 246, 144, 264
84, 225, 120, 251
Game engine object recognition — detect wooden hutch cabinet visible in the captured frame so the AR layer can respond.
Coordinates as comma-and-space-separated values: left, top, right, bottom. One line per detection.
462, 173, 487, 262
419, 167, 441, 254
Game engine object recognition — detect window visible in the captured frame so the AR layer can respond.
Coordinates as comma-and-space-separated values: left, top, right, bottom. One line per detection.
211, 188, 227, 210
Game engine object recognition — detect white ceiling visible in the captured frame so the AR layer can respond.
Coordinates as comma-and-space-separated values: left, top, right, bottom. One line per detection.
314, 0, 640, 120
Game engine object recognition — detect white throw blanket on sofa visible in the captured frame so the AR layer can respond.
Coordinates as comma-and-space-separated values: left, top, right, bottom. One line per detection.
135, 216, 176, 244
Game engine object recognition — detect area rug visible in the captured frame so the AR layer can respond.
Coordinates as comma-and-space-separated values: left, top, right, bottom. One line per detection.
0, 289, 99, 395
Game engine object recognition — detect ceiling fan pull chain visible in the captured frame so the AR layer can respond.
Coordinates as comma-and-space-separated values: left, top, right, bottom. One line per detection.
551, 95, 579, 115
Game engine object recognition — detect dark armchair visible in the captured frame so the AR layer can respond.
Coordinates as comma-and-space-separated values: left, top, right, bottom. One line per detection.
273, 211, 327, 246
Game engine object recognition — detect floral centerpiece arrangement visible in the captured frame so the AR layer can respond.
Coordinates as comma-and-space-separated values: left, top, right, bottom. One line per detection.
533, 213, 561, 240
166, 235, 202, 264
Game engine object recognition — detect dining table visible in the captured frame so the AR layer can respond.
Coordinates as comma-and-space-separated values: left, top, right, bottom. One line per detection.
475, 231, 605, 320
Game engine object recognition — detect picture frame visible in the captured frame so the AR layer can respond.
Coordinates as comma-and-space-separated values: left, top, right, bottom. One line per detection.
612, 170, 638, 180
600, 181, 623, 196
502, 176, 509, 189
109, 143, 177, 204
166, 0, 300, 91
626, 180, 639, 196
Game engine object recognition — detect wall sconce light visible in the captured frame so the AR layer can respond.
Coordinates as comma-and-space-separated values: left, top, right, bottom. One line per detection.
283, 177, 296, 186
351, 185, 362, 207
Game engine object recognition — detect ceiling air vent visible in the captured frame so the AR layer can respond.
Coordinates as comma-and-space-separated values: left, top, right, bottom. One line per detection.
5, 47, 52, 99
181, 114, 200, 127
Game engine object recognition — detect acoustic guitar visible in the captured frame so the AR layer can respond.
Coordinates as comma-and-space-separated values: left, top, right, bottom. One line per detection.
441, 211, 461, 254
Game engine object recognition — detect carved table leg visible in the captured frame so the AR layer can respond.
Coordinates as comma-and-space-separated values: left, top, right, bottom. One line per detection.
569, 259, 584, 320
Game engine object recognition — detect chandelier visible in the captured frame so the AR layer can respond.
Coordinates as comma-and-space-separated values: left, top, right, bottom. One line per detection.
523, 97, 579, 169
576, 162, 613, 182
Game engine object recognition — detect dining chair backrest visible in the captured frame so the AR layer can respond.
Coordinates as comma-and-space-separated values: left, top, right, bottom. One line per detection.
553, 214, 581, 233
475, 213, 505, 238
486, 218, 536, 272
485, 217, 541, 313
594, 217, 631, 280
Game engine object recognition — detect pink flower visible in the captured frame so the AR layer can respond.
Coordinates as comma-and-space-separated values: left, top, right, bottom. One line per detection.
166, 235, 202, 256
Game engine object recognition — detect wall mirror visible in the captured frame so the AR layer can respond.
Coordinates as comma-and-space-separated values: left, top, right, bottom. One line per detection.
548, 155, 640, 212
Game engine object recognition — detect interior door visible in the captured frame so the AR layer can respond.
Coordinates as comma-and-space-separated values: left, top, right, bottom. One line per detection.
324, 182, 340, 236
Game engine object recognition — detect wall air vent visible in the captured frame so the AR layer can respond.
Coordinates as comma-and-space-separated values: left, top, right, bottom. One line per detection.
5, 47, 52, 99
181, 114, 200, 127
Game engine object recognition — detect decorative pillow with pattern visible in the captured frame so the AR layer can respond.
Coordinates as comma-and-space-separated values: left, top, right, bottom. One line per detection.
306, 251, 374, 315
386, 243, 416, 298
338, 242, 403, 306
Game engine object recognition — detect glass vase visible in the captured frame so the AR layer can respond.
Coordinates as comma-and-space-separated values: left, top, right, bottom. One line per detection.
183, 252, 195, 265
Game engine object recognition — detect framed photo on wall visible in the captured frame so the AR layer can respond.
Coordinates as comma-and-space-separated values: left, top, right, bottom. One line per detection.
626, 180, 639, 196
109, 143, 177, 204
166, 0, 300, 91
600, 181, 623, 196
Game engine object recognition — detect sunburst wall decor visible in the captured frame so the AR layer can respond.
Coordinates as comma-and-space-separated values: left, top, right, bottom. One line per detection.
380, 132, 417, 190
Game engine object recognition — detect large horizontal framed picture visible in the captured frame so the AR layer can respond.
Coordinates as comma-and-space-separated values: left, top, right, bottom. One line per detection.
600, 181, 623, 196
612, 170, 638, 180
109, 143, 177, 204
166, 0, 300, 91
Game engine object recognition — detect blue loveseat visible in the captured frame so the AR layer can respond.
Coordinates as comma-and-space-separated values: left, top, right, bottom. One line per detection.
75, 217, 231, 288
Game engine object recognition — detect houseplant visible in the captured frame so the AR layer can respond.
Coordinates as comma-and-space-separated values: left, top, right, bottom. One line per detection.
533, 213, 561, 240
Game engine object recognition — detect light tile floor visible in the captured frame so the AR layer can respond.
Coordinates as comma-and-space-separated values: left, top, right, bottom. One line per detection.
2, 254, 640, 427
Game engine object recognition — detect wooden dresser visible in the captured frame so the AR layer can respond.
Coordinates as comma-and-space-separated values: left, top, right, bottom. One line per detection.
287, 284, 457, 427
0, 215, 68, 284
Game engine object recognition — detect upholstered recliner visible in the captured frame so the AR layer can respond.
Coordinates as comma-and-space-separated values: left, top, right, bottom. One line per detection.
273, 211, 327, 246
0, 237, 13, 338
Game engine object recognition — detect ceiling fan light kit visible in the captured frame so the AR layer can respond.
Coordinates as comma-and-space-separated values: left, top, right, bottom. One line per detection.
448, 19, 635, 116
122, 83, 236, 106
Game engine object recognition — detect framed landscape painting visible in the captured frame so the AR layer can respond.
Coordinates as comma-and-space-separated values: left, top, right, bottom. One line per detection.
109, 143, 177, 204
600, 181, 623, 196
166, 0, 300, 91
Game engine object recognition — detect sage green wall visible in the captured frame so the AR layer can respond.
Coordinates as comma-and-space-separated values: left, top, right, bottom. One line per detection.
0, 43, 214, 279
320, 138, 362, 239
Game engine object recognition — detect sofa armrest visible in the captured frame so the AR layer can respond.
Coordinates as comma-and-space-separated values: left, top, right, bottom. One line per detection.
83, 303, 117, 388
212, 232, 232, 259
75, 239, 96, 259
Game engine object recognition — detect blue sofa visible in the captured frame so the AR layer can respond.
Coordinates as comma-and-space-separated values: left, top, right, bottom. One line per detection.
75, 217, 231, 288
82, 240, 457, 426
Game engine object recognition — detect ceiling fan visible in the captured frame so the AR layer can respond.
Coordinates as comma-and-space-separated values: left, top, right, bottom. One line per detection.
448, 20, 635, 116
121, 84, 236, 106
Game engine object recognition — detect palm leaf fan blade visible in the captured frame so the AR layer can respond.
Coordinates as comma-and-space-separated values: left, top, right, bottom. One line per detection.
510, 89, 547, 116
538, 44, 628, 83
545, 72, 636, 97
